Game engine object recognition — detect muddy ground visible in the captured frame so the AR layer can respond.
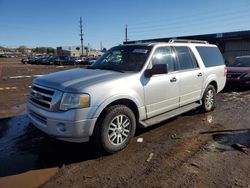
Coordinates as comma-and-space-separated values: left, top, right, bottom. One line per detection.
0, 58, 84, 118
0, 58, 250, 188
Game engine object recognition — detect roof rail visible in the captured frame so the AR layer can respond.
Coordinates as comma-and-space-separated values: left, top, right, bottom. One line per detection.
169, 39, 209, 44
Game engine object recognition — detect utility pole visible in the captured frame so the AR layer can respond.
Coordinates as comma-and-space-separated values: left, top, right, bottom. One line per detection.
80, 17, 84, 57
100, 41, 103, 51
125, 24, 128, 42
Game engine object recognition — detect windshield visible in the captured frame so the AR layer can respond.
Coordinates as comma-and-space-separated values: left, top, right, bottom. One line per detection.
230, 57, 250, 67
89, 45, 152, 72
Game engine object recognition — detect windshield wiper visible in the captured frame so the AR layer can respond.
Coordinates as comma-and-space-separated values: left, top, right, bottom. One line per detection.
88, 66, 124, 73
100, 67, 125, 73
86, 66, 95, 69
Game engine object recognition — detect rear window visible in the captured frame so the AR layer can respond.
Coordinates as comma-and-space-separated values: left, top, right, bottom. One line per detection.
175, 47, 198, 70
196, 46, 224, 67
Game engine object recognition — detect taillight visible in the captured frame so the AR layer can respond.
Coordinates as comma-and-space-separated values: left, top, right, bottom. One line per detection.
224, 67, 227, 77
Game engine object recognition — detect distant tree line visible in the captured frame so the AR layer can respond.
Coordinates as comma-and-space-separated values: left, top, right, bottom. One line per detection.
32, 47, 56, 54
0, 45, 56, 55
0, 45, 103, 55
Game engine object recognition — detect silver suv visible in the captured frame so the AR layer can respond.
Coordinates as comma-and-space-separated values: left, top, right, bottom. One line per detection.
27, 39, 226, 153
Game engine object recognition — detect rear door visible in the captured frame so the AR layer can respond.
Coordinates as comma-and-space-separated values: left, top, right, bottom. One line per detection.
174, 46, 203, 106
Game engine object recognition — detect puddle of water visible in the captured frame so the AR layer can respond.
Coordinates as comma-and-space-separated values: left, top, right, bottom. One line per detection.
0, 115, 58, 187
208, 129, 250, 154
0, 115, 39, 176
0, 167, 58, 188
204, 142, 233, 153
0, 115, 30, 153
11, 104, 26, 115
0, 114, 101, 177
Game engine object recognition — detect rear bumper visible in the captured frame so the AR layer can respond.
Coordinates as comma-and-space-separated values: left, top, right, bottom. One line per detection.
27, 102, 97, 143
226, 78, 250, 87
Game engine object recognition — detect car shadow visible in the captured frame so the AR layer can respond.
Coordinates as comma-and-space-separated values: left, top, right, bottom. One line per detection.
0, 112, 183, 177
0, 114, 104, 177
222, 86, 250, 93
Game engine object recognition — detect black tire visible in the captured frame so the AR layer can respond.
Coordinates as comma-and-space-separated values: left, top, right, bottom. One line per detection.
93, 105, 136, 154
201, 85, 216, 112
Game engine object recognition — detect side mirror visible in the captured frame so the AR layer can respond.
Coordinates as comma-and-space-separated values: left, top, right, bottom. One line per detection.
145, 64, 168, 77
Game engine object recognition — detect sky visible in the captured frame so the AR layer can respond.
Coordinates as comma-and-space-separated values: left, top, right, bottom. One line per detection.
0, 0, 250, 50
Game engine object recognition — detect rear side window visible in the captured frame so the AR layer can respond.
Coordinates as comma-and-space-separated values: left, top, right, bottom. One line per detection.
196, 46, 224, 67
174, 47, 198, 70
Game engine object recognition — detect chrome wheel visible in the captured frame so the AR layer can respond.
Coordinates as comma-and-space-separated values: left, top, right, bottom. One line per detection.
205, 89, 214, 110
108, 115, 131, 145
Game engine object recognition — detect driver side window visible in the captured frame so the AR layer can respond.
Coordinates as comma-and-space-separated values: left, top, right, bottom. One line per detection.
151, 47, 176, 72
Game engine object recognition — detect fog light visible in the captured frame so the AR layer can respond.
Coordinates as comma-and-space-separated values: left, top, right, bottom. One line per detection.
57, 123, 66, 132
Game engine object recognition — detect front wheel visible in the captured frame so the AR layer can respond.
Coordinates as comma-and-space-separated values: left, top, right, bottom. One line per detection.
94, 105, 136, 154
201, 85, 216, 112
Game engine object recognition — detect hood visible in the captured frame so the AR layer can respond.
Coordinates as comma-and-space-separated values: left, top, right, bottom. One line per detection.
227, 66, 250, 73
33, 68, 129, 92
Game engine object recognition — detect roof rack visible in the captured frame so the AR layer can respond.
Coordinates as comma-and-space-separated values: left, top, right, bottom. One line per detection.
169, 39, 209, 44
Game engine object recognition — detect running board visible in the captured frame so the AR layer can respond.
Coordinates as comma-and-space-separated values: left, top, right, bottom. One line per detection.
139, 102, 202, 128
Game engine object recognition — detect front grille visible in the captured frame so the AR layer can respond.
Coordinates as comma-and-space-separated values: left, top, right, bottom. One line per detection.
227, 72, 244, 79
29, 84, 62, 111
29, 110, 47, 124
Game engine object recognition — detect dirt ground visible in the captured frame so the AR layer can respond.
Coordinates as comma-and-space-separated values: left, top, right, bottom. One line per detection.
0, 58, 84, 118
0, 58, 250, 188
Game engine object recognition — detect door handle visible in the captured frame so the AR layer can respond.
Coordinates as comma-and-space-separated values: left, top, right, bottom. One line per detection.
197, 73, 202, 77
170, 77, 177, 82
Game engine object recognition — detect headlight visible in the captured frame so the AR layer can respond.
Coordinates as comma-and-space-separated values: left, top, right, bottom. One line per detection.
60, 93, 90, 111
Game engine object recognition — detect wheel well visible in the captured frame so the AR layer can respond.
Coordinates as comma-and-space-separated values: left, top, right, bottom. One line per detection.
209, 81, 218, 92
99, 99, 139, 121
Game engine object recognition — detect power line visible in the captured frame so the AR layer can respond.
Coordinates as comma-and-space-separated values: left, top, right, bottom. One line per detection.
129, 8, 250, 32
128, 11, 250, 38
127, 4, 250, 27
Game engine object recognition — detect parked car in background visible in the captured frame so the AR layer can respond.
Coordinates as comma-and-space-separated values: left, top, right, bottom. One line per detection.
74, 57, 84, 64
81, 57, 97, 65
89, 57, 97, 64
21, 57, 30, 64
22, 55, 48, 64
39, 56, 58, 65
65, 56, 80, 65
226, 56, 250, 87
22, 55, 97, 65
0, 53, 17, 58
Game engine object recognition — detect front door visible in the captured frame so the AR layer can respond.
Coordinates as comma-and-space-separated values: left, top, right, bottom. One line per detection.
143, 46, 180, 118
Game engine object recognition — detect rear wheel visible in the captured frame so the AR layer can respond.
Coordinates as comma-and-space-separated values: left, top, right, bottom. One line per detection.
201, 85, 216, 112
94, 105, 136, 154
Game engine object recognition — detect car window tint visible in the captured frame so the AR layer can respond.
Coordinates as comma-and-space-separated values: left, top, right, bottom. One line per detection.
196, 46, 224, 67
175, 47, 198, 70
231, 57, 250, 67
152, 47, 175, 72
